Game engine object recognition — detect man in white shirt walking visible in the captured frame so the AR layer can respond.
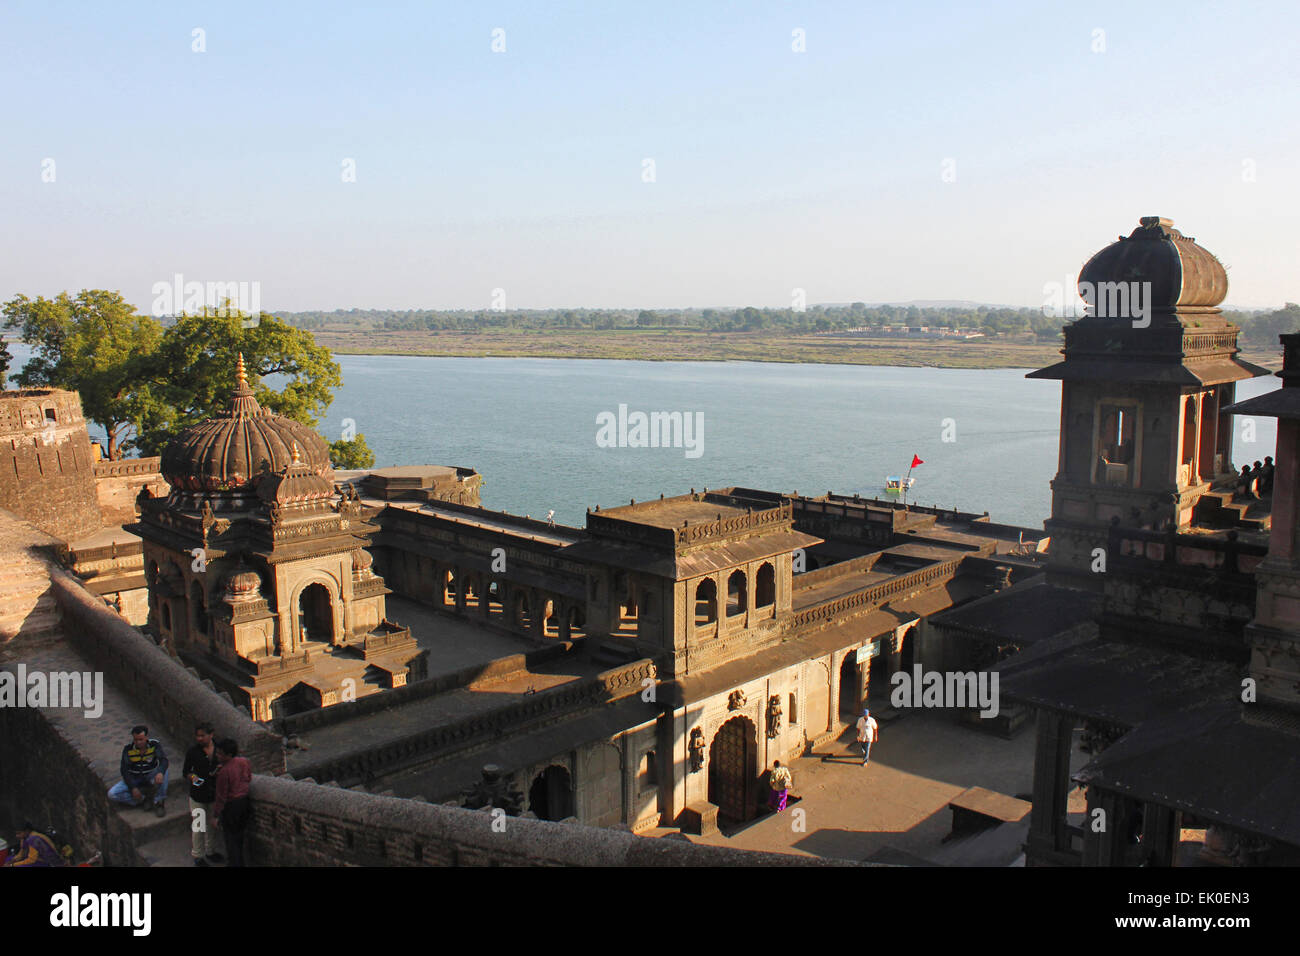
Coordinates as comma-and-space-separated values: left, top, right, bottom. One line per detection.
856, 708, 878, 766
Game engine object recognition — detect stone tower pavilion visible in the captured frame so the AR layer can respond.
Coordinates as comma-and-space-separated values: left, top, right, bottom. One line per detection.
1028, 216, 1267, 584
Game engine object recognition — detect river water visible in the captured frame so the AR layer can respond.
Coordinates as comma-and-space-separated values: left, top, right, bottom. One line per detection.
324, 356, 1279, 529
12, 346, 1273, 530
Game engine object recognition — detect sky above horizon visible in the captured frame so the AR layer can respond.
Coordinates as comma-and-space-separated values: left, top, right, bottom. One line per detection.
2, 1, 1297, 313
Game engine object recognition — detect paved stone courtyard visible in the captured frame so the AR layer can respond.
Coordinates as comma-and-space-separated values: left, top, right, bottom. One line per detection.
691, 708, 1091, 865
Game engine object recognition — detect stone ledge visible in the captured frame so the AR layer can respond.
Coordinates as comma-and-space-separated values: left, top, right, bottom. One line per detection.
248, 775, 870, 866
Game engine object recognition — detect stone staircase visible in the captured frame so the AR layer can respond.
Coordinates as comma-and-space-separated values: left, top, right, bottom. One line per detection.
0, 549, 63, 642
1193, 489, 1270, 532
11, 628, 200, 865
0, 511, 216, 866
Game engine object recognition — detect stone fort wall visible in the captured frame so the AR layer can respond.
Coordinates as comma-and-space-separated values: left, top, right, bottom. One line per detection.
246, 774, 862, 866
0, 389, 102, 541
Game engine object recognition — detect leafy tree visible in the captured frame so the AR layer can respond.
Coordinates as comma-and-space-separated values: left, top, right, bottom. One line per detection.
4, 291, 375, 466
0, 335, 11, 384
1238, 303, 1300, 349
140, 304, 374, 468
329, 436, 376, 469
2, 291, 165, 458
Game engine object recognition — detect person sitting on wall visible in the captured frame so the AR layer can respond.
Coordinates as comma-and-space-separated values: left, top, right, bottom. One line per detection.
4, 823, 66, 867
108, 724, 169, 818
1260, 456, 1275, 495
1237, 464, 1257, 499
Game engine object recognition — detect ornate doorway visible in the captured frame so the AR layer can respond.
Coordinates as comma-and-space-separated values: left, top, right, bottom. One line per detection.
839, 652, 862, 716
298, 583, 334, 644
709, 716, 758, 824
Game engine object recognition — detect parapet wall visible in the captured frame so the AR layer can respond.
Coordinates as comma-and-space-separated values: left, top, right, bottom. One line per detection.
278, 642, 568, 736
48, 568, 285, 774
290, 658, 656, 786
248, 774, 862, 867
94, 456, 166, 526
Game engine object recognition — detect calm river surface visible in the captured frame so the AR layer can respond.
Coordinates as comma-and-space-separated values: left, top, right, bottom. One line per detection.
326, 357, 1279, 529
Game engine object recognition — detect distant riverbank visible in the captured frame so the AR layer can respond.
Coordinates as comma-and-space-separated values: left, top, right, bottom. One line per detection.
313, 328, 1281, 370
317, 328, 1059, 369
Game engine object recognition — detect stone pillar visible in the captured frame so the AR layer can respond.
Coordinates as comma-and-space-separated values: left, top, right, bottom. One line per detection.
1027, 710, 1075, 864
531, 590, 546, 641
1273, 418, 1299, 562
1143, 802, 1178, 867
1082, 788, 1122, 866
1198, 389, 1218, 482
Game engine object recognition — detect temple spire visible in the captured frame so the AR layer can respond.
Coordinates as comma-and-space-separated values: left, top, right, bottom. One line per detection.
228, 351, 262, 418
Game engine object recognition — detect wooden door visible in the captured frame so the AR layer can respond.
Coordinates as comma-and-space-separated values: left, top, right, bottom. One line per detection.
709, 717, 757, 823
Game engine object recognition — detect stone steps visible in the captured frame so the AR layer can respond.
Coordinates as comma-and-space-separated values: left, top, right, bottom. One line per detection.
1192, 490, 1271, 532
136, 833, 205, 868
5, 627, 196, 866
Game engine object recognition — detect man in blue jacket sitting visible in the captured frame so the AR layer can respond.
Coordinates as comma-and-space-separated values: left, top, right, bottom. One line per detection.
108, 724, 169, 818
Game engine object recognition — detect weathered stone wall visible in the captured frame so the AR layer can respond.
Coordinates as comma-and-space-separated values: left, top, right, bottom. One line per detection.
246, 774, 861, 866
0, 702, 138, 866
93, 457, 167, 526
0, 389, 101, 542
48, 568, 285, 774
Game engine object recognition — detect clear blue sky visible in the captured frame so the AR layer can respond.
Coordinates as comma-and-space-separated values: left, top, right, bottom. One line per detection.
1, 0, 1296, 311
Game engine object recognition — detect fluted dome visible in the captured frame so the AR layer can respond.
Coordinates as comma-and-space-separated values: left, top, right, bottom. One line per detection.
223, 565, 262, 600
257, 442, 336, 503
1078, 216, 1228, 311
160, 354, 334, 494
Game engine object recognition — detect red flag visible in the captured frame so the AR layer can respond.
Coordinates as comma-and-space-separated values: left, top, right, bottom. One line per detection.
911, 455, 924, 468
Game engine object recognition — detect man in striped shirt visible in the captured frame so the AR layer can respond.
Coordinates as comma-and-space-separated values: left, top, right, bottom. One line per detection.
108, 725, 169, 817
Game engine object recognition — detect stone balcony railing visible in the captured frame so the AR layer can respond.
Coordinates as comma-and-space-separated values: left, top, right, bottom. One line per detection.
290, 657, 657, 787
1106, 523, 1266, 577
791, 557, 963, 629
673, 502, 793, 548
60, 537, 144, 565
358, 622, 415, 653
93, 456, 161, 478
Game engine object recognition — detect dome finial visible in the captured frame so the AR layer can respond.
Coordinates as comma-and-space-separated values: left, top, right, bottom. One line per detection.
228, 351, 261, 418
291, 441, 301, 464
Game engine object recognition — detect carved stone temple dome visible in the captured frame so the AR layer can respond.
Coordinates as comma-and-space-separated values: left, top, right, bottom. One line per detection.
1078, 216, 1229, 312
223, 565, 263, 601
160, 354, 334, 495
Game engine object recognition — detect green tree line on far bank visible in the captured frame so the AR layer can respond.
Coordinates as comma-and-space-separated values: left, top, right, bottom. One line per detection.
0, 290, 374, 467
271, 301, 1299, 346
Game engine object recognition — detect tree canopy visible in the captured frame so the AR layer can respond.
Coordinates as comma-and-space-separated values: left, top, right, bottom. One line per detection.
2, 291, 164, 458
2, 291, 374, 468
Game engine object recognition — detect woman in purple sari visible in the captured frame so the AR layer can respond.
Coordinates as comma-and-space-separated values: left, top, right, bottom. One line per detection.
768, 761, 793, 813
5, 824, 65, 867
